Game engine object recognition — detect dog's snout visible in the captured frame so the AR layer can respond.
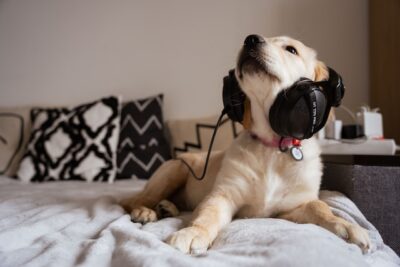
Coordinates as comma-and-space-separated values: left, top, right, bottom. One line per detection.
244, 34, 265, 48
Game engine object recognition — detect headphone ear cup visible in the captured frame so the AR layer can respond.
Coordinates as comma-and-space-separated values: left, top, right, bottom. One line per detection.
309, 88, 329, 134
269, 90, 287, 136
270, 79, 315, 139
327, 67, 345, 107
222, 70, 246, 122
289, 95, 312, 139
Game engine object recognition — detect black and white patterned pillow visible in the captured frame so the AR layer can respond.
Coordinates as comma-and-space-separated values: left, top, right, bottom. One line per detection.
117, 94, 171, 179
17, 96, 121, 182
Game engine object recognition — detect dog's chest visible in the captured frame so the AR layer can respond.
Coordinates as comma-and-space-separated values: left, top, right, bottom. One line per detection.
237, 169, 294, 218
236, 151, 308, 218
228, 133, 321, 219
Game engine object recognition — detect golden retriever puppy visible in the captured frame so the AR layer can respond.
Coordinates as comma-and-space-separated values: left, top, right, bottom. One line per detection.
121, 35, 371, 254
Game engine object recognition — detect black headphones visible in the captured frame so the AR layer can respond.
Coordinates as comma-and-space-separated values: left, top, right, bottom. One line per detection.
181, 67, 345, 180
222, 68, 345, 140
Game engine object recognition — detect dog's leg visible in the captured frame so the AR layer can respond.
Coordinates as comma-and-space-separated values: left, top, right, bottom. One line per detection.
278, 200, 370, 252
166, 189, 242, 254
120, 159, 188, 223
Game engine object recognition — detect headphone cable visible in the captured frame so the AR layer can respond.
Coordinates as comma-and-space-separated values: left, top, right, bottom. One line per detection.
179, 108, 227, 181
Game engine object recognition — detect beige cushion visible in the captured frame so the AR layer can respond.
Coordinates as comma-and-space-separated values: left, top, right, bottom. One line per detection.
166, 115, 243, 158
0, 107, 32, 176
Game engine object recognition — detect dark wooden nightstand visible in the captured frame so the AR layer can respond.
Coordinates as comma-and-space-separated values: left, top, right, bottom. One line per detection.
321, 155, 400, 255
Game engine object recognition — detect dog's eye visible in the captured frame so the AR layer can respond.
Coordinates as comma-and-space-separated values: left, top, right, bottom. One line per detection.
286, 46, 298, 55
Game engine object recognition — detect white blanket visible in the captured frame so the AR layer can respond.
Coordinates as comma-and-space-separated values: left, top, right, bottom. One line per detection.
0, 177, 398, 267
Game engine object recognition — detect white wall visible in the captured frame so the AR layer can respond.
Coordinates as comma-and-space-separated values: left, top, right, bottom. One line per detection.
0, 0, 368, 120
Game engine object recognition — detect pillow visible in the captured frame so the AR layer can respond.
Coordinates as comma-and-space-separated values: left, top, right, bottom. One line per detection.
0, 107, 32, 177
167, 115, 243, 158
117, 94, 171, 179
17, 96, 121, 183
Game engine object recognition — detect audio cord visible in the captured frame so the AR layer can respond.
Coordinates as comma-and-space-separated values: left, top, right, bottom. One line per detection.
337, 105, 357, 122
178, 108, 227, 181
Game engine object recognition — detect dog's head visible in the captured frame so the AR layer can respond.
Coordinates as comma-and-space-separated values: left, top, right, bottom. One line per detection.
236, 35, 329, 139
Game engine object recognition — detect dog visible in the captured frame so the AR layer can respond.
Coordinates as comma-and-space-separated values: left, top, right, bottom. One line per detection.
121, 35, 371, 254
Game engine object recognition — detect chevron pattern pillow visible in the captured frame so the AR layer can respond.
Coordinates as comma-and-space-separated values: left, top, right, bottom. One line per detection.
117, 94, 171, 179
167, 115, 243, 158
17, 96, 121, 183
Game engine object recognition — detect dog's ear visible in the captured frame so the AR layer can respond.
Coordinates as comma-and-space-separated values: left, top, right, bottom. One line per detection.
242, 98, 252, 130
314, 61, 329, 82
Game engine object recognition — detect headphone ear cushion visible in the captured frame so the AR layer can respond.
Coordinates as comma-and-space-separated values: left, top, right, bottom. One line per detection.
327, 67, 345, 107
269, 90, 287, 136
222, 70, 246, 122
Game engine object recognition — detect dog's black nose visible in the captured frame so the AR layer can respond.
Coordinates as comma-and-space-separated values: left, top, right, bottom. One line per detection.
244, 34, 265, 47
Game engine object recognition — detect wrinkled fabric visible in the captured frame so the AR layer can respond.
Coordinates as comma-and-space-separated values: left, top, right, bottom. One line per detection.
0, 177, 398, 267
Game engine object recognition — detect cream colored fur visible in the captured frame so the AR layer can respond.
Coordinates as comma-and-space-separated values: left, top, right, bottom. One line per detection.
120, 35, 370, 254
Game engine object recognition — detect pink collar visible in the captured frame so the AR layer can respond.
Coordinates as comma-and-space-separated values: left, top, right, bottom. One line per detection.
250, 133, 301, 151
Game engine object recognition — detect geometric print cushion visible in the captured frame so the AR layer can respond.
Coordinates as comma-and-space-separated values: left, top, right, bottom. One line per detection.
117, 94, 171, 179
16, 96, 121, 183
167, 114, 243, 158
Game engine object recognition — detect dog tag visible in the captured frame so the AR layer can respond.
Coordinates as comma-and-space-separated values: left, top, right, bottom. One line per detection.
290, 146, 303, 161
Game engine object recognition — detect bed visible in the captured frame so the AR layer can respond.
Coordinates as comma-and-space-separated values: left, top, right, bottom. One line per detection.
0, 176, 399, 267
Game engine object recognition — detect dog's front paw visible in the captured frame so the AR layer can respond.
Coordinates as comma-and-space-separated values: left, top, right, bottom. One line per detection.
166, 226, 211, 254
156, 199, 180, 218
130, 206, 158, 224
330, 220, 371, 252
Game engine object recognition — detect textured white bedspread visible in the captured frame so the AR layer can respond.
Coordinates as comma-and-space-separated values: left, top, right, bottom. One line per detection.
0, 177, 399, 267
